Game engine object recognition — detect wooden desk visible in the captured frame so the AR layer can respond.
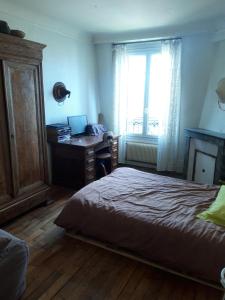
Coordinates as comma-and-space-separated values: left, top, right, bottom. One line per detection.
49, 135, 119, 189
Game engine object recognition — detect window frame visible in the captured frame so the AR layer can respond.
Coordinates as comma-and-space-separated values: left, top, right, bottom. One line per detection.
126, 42, 162, 141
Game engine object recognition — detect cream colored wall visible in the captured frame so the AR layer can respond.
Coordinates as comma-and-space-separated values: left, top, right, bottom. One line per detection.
199, 40, 225, 132
0, 2, 100, 125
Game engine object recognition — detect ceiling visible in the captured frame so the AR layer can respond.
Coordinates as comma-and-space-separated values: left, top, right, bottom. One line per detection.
5, 0, 225, 35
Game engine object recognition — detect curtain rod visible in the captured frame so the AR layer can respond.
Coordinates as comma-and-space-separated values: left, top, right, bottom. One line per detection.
112, 37, 181, 46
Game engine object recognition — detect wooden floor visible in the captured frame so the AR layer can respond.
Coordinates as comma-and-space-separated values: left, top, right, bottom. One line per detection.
3, 187, 223, 300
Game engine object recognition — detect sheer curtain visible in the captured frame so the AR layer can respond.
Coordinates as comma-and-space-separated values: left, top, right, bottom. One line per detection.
157, 39, 182, 172
112, 44, 129, 163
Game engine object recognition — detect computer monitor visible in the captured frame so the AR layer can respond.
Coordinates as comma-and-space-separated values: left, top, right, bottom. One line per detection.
67, 115, 88, 136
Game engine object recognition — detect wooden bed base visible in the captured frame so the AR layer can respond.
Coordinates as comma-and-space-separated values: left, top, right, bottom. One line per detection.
66, 230, 225, 293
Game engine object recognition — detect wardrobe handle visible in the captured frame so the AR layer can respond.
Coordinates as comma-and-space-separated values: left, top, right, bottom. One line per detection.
10, 134, 14, 139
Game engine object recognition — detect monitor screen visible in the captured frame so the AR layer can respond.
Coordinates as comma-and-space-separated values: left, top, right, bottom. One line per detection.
67, 115, 88, 136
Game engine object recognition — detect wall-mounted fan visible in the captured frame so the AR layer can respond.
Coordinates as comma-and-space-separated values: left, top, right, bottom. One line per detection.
53, 82, 71, 103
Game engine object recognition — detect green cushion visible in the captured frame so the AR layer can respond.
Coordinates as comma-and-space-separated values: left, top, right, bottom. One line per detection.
197, 185, 225, 226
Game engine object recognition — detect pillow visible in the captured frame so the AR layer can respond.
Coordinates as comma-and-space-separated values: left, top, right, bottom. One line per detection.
197, 185, 225, 226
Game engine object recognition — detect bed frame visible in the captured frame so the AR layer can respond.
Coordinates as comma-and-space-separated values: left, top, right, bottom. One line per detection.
66, 230, 225, 296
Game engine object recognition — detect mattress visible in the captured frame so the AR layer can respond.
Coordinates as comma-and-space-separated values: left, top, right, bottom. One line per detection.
55, 167, 224, 283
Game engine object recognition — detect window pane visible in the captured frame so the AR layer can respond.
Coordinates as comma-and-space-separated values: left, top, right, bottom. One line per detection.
126, 55, 146, 135
147, 53, 161, 136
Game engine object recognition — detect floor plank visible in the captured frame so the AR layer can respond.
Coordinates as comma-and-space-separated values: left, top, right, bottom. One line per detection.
3, 187, 223, 300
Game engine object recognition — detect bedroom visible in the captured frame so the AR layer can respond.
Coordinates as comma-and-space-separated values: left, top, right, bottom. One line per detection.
0, 0, 225, 299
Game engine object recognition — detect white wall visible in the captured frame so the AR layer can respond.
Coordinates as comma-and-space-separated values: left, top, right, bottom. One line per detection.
177, 34, 214, 167
0, 3, 99, 125
95, 44, 114, 130
95, 34, 214, 169
199, 40, 225, 132
180, 35, 214, 131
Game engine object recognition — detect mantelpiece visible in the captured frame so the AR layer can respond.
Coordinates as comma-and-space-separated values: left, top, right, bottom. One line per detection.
184, 128, 225, 185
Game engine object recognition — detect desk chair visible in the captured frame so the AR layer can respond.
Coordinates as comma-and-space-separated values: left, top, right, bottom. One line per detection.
96, 152, 112, 178
95, 132, 114, 178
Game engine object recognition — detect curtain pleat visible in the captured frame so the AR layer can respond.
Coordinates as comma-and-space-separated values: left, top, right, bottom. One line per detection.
156, 39, 182, 172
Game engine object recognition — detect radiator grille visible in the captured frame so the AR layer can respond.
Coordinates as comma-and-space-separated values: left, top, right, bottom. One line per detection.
126, 142, 157, 164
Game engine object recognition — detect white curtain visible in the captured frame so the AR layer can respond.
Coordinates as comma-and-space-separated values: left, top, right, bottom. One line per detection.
112, 40, 182, 170
112, 45, 129, 163
157, 39, 182, 172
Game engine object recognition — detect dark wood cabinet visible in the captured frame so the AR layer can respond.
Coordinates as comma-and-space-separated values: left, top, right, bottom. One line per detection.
0, 33, 49, 224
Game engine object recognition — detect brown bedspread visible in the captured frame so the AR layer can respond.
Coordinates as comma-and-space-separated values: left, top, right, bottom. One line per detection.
55, 167, 225, 283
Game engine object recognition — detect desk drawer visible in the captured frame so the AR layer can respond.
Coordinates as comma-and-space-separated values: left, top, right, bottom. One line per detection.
86, 148, 95, 157
112, 139, 118, 146
111, 147, 118, 155
112, 160, 118, 169
86, 173, 95, 181
86, 165, 95, 180
112, 153, 118, 161
86, 157, 95, 165
85, 148, 95, 166
112, 147, 118, 154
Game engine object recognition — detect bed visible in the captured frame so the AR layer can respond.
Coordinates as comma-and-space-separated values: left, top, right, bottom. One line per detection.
55, 167, 225, 288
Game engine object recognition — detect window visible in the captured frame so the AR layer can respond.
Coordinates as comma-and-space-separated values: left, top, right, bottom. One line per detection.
125, 42, 162, 138
113, 39, 182, 169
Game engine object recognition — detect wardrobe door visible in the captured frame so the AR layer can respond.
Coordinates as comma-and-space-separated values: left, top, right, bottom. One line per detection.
0, 65, 14, 206
3, 60, 48, 198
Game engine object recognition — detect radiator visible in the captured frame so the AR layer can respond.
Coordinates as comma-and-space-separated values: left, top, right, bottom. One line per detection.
126, 142, 157, 164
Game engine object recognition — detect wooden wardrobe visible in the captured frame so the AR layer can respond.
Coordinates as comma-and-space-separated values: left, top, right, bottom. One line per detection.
0, 33, 49, 224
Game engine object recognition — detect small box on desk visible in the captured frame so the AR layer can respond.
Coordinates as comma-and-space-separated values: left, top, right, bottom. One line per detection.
46, 123, 71, 142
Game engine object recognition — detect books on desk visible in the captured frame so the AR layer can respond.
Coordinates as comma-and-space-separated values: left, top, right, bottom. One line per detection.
46, 123, 71, 142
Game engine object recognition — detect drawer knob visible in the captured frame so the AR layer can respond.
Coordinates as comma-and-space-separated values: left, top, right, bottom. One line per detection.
87, 150, 94, 155
87, 158, 94, 163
